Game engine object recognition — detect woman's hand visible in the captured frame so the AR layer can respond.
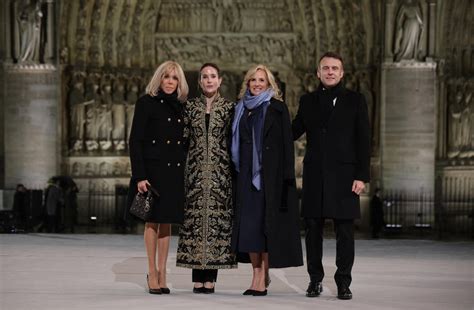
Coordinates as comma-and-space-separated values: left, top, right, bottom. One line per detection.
137, 180, 151, 194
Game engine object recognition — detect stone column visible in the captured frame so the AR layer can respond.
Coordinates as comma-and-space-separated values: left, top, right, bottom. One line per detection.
380, 61, 437, 194
2, 64, 60, 208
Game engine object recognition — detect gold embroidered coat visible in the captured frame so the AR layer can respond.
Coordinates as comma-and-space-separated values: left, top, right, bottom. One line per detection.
176, 94, 237, 269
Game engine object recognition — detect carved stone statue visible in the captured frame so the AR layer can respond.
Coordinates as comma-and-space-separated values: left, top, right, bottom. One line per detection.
393, 0, 423, 62
98, 77, 113, 151
84, 74, 100, 151
112, 77, 126, 151
447, 83, 463, 158
459, 82, 472, 158
14, 0, 44, 63
125, 79, 139, 147
68, 72, 92, 152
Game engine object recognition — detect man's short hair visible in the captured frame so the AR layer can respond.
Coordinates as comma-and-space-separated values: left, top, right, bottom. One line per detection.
318, 52, 344, 68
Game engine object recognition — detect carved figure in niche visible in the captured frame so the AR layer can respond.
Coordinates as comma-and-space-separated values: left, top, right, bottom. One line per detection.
85, 162, 96, 176
447, 83, 463, 158
68, 72, 91, 152
14, 0, 43, 63
459, 81, 472, 158
112, 77, 126, 151
393, 0, 423, 62
71, 162, 82, 176
84, 73, 101, 151
99, 162, 110, 176
98, 76, 113, 151
112, 161, 122, 176
125, 79, 139, 147
223, 1, 242, 32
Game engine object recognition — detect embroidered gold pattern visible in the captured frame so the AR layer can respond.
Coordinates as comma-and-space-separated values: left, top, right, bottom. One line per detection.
177, 94, 237, 269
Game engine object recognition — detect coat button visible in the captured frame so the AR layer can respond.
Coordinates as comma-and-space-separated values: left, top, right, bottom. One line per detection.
167, 163, 171, 167
168, 118, 171, 122
167, 140, 171, 144
177, 141, 181, 145
178, 119, 181, 123
177, 163, 181, 167
160, 99, 164, 103
152, 140, 156, 144
265, 146, 269, 150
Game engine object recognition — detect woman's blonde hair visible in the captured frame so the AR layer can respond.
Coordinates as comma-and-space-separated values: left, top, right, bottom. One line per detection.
238, 64, 283, 100
146, 60, 189, 102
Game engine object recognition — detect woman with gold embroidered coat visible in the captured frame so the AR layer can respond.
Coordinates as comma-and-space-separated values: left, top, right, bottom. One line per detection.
177, 63, 237, 294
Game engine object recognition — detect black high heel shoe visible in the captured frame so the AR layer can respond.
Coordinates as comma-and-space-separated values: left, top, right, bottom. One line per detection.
252, 289, 267, 296
146, 274, 162, 295
160, 287, 170, 294
243, 289, 255, 295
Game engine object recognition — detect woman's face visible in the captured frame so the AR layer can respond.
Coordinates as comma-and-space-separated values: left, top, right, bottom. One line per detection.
199, 66, 222, 97
160, 69, 179, 94
248, 69, 269, 96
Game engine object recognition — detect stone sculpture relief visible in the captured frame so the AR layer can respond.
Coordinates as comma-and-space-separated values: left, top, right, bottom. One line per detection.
447, 78, 473, 159
12, 0, 44, 63
68, 158, 131, 178
156, 34, 296, 68
393, 0, 424, 62
111, 76, 126, 151
66, 69, 150, 155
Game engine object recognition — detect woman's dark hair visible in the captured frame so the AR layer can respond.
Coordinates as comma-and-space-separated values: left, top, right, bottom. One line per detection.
199, 63, 221, 78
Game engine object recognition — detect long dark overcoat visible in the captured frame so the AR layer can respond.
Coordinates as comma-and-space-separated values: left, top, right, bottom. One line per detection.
127, 93, 186, 224
176, 94, 237, 269
292, 86, 370, 219
232, 98, 303, 268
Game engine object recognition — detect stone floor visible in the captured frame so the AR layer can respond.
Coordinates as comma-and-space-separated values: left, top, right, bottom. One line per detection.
1, 234, 473, 310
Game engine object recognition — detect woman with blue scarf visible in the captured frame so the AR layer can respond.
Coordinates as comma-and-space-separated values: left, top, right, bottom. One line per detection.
231, 64, 303, 296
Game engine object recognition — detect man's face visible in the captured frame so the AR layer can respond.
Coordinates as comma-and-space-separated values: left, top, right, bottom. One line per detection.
317, 57, 344, 88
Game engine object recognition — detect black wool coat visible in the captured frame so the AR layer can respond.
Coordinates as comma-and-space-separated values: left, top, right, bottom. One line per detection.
127, 93, 186, 224
292, 85, 370, 219
232, 98, 303, 268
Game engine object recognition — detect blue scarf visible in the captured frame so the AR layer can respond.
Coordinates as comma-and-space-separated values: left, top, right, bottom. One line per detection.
231, 89, 274, 190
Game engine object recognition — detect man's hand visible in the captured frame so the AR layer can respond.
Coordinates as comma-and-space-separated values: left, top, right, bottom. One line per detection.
137, 180, 151, 194
352, 180, 365, 195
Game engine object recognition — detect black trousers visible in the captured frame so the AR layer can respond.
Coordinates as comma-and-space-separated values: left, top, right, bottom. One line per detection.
305, 218, 354, 288
192, 269, 218, 283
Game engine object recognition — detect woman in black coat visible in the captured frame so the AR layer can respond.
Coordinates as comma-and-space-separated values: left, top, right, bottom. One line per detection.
231, 64, 303, 296
128, 60, 188, 294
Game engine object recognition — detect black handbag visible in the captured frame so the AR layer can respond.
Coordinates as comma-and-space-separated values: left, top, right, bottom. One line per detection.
129, 185, 159, 221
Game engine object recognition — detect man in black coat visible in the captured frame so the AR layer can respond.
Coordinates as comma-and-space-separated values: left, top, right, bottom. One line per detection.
292, 52, 370, 300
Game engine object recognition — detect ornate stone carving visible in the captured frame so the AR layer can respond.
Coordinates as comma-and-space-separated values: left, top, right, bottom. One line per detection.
66, 68, 151, 155
67, 157, 131, 179
155, 34, 296, 70
393, 0, 424, 62
12, 0, 45, 63
111, 76, 126, 151
68, 71, 89, 151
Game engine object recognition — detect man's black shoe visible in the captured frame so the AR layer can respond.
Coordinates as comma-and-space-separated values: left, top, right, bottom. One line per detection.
306, 282, 323, 297
337, 286, 352, 300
